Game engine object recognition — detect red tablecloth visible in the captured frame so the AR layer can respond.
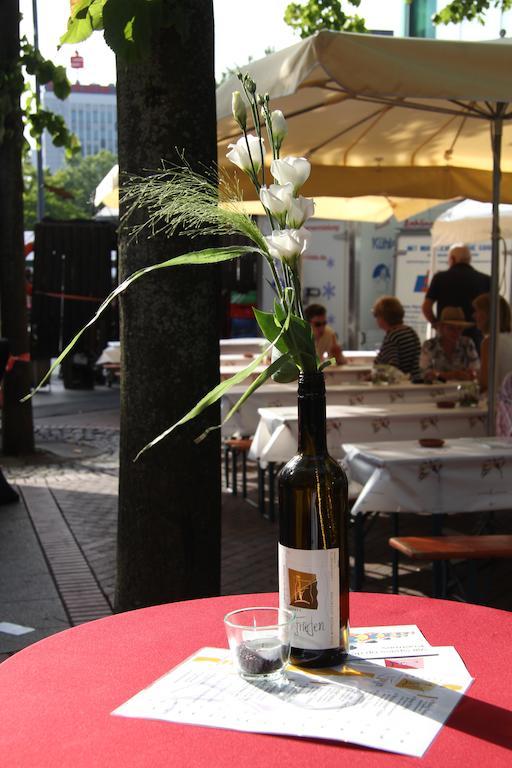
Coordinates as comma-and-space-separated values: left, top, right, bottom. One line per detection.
0, 593, 511, 766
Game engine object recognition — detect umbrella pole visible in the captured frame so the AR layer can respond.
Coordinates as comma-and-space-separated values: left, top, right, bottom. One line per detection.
487, 104, 505, 435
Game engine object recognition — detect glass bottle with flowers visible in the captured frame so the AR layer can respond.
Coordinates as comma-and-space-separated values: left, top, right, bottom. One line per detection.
26, 74, 350, 665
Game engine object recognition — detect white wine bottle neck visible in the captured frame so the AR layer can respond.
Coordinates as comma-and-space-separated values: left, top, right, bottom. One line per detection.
297, 372, 327, 455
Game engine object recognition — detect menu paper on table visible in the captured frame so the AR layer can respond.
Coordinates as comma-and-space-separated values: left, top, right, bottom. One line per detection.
113, 641, 473, 758
348, 624, 435, 659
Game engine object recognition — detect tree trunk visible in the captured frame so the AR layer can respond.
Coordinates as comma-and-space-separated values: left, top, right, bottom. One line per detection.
115, 0, 221, 611
0, 0, 35, 455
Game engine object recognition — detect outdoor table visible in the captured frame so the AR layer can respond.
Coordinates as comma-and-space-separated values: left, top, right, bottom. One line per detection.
249, 403, 487, 520
220, 363, 373, 384
221, 382, 463, 438
96, 343, 121, 366
0, 592, 510, 767
343, 438, 512, 590
220, 337, 266, 355
342, 350, 378, 364
220, 353, 258, 365
250, 404, 488, 466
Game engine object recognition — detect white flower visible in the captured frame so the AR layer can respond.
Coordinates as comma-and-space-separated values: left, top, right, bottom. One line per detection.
271, 156, 311, 194
226, 135, 264, 175
286, 196, 315, 228
270, 110, 287, 143
231, 91, 247, 130
265, 227, 310, 267
259, 183, 294, 217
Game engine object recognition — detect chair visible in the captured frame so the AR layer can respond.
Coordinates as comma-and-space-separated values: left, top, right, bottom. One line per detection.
224, 438, 252, 499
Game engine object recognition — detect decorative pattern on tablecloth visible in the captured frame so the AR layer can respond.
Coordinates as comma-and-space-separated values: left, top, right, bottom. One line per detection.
418, 461, 443, 481
420, 416, 439, 431
481, 457, 506, 479
372, 418, 391, 434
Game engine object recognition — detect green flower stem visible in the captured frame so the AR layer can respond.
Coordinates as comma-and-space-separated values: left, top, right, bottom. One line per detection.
291, 270, 305, 320
241, 79, 266, 188
262, 102, 277, 160
265, 255, 285, 301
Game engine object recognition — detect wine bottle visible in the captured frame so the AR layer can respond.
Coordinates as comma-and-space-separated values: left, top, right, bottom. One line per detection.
278, 370, 350, 668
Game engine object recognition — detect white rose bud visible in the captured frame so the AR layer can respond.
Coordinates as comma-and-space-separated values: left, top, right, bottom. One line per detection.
264, 227, 310, 268
271, 156, 311, 194
270, 110, 287, 143
226, 134, 264, 175
231, 91, 247, 131
286, 195, 315, 228
259, 183, 294, 218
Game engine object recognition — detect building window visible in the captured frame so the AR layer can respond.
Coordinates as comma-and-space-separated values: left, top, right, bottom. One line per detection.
93, 110, 98, 122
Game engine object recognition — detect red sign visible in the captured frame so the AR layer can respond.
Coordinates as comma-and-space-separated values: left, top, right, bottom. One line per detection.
71, 51, 84, 69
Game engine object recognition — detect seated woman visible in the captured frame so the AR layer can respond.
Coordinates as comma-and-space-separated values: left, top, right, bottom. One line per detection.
372, 296, 421, 378
473, 293, 512, 394
305, 304, 346, 365
420, 306, 479, 382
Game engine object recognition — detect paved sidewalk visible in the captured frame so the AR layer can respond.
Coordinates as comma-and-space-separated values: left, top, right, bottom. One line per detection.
1, 383, 511, 661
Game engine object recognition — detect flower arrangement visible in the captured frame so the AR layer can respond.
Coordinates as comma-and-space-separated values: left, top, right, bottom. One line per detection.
26, 74, 329, 457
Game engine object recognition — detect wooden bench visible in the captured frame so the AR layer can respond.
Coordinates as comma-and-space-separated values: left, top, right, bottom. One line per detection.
389, 535, 512, 599
389, 534, 512, 598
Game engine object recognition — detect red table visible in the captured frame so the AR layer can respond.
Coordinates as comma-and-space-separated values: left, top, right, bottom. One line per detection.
0, 593, 511, 766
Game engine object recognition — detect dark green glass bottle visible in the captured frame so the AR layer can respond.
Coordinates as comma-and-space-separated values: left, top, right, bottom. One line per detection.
278, 370, 350, 668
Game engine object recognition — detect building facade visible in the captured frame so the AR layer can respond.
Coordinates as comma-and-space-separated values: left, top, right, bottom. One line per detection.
42, 83, 117, 172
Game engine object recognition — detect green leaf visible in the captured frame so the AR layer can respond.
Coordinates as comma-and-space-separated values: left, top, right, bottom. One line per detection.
22, 245, 256, 400
271, 353, 299, 383
253, 308, 289, 354
194, 356, 287, 443
273, 298, 316, 371
60, 15, 94, 45
319, 357, 336, 371
134, 299, 294, 459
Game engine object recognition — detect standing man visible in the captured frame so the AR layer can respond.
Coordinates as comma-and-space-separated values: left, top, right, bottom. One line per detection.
305, 304, 346, 365
422, 243, 490, 351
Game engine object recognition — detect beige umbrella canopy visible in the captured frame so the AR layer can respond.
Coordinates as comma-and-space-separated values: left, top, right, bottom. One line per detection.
217, 31, 512, 203
232, 194, 446, 223
217, 31, 512, 430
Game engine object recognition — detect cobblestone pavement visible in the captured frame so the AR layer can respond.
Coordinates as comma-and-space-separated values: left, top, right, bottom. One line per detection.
1, 420, 511, 661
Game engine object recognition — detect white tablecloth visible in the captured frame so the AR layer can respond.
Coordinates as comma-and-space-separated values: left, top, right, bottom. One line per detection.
343, 438, 512, 516
220, 363, 373, 384
96, 345, 120, 365
220, 338, 266, 355
222, 382, 463, 437
249, 403, 488, 464
342, 350, 377, 364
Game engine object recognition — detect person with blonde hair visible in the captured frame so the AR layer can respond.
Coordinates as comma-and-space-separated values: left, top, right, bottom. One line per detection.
472, 293, 512, 393
422, 243, 490, 351
372, 296, 421, 377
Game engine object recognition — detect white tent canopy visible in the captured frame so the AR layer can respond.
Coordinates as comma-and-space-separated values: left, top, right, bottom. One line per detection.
432, 200, 512, 247
94, 164, 119, 209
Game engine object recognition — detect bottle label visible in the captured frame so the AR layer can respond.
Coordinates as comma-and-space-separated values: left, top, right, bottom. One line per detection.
278, 544, 340, 650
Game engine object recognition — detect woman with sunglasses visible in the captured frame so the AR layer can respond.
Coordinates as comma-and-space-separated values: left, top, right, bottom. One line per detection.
305, 304, 346, 365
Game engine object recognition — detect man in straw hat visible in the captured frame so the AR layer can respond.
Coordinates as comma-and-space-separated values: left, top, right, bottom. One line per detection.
422, 244, 490, 351
420, 306, 480, 382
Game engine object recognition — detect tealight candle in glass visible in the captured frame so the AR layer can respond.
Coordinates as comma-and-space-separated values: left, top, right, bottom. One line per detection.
224, 606, 295, 681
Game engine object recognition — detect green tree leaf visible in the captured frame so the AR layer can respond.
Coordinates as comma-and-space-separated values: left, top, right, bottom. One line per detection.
284, 0, 367, 38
